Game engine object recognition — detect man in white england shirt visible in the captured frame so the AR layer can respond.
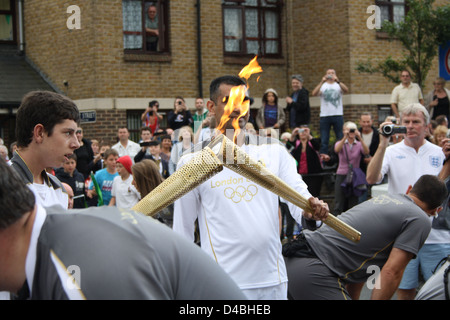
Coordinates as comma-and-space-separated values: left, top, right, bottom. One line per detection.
366, 103, 450, 300
173, 75, 329, 300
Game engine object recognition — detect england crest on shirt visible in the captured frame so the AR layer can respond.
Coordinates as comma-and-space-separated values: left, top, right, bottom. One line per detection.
429, 155, 441, 168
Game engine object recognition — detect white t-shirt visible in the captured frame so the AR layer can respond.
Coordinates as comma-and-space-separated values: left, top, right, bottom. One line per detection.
319, 82, 344, 117
112, 140, 141, 161
379, 140, 449, 244
31, 180, 68, 210
173, 140, 312, 290
362, 131, 374, 148
111, 175, 140, 209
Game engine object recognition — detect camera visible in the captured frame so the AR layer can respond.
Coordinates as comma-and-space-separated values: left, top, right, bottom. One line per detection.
381, 124, 407, 136
298, 129, 305, 133
140, 141, 152, 147
446, 129, 450, 139
349, 128, 356, 133
326, 75, 333, 79
177, 101, 182, 105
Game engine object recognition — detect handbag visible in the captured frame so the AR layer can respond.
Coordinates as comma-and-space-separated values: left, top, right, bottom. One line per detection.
340, 144, 367, 197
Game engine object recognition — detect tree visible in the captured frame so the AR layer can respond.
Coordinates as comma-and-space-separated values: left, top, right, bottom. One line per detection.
356, 0, 450, 89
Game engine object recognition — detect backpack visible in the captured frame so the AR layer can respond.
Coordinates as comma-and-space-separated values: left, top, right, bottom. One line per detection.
415, 255, 450, 300
432, 177, 450, 230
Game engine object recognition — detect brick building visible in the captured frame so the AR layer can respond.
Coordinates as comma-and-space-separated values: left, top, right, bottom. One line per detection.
0, 0, 448, 147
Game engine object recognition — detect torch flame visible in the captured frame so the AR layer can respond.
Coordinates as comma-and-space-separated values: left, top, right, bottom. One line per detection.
216, 56, 263, 142
239, 56, 263, 81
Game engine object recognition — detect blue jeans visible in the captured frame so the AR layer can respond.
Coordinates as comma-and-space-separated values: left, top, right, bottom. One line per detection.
399, 243, 450, 290
320, 115, 344, 154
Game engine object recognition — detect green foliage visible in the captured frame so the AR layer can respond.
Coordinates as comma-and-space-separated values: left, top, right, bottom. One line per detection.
356, 0, 450, 89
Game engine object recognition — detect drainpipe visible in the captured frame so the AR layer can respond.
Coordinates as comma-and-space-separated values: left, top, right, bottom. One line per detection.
18, 0, 25, 53
195, 0, 203, 98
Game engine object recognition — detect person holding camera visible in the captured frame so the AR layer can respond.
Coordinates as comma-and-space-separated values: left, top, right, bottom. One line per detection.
141, 100, 163, 134
312, 69, 349, 155
283, 126, 329, 242
134, 127, 154, 163
290, 126, 331, 198
366, 103, 450, 300
333, 121, 369, 216
384, 116, 404, 145
167, 96, 194, 131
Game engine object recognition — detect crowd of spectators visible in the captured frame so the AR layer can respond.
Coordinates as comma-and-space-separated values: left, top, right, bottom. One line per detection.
1, 72, 449, 301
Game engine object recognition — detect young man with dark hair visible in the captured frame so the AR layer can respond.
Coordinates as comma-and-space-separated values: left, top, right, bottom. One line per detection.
11, 91, 81, 210
1, 91, 80, 299
0, 160, 245, 300
173, 75, 329, 299
285, 174, 447, 300
139, 126, 153, 143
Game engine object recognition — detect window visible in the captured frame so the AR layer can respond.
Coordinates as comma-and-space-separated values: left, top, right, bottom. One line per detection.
378, 106, 393, 124
376, 0, 408, 24
126, 110, 168, 142
127, 110, 144, 142
0, 0, 15, 42
222, 0, 282, 58
122, 0, 169, 54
